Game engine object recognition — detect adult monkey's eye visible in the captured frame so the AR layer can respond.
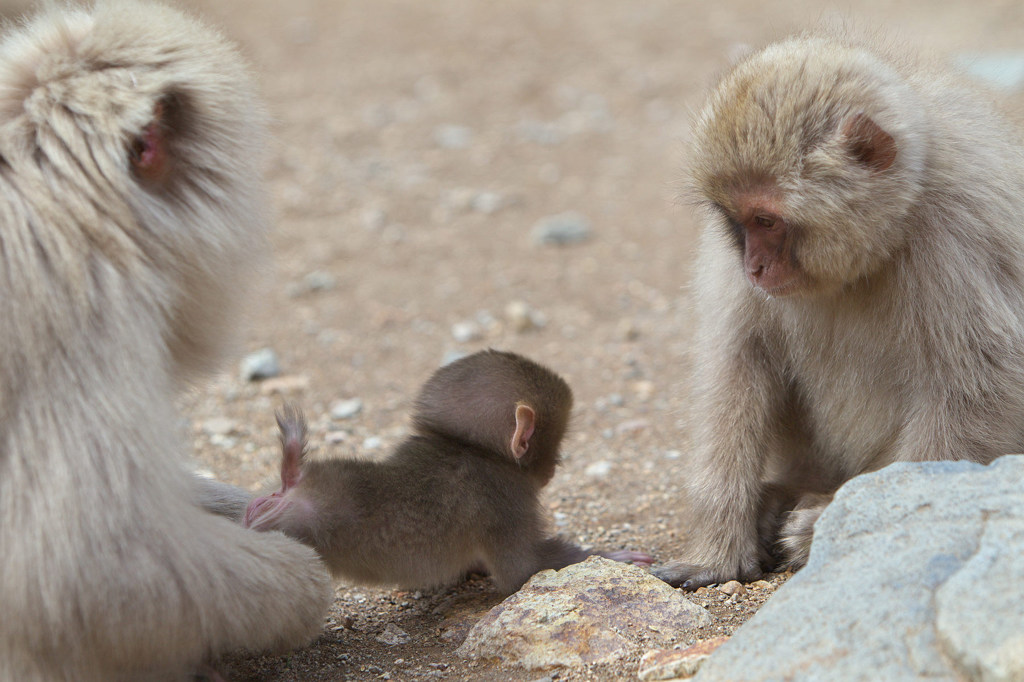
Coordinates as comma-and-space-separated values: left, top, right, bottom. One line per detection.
754, 215, 776, 228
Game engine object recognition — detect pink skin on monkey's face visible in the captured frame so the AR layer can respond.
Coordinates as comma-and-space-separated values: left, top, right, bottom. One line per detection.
731, 190, 804, 296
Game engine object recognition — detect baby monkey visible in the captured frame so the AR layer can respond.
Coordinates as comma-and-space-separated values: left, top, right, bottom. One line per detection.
245, 350, 652, 593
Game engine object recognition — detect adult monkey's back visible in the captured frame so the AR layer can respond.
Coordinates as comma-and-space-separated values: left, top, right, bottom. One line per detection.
656, 33, 1024, 589
0, 3, 331, 680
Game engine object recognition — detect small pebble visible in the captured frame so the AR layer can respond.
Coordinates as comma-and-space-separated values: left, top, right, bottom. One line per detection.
585, 460, 613, 477
376, 623, 411, 645
441, 349, 468, 366
240, 348, 280, 382
638, 637, 730, 680
434, 124, 472, 149
718, 580, 747, 597
325, 430, 349, 445
303, 270, 336, 292
330, 398, 364, 420
615, 418, 650, 435
471, 191, 504, 214
632, 380, 655, 401
474, 309, 499, 331
515, 119, 566, 146
201, 417, 237, 437
504, 300, 545, 332
362, 207, 388, 230
439, 628, 463, 643
530, 211, 593, 246
209, 434, 237, 449
259, 375, 310, 396
451, 321, 483, 343
363, 436, 383, 450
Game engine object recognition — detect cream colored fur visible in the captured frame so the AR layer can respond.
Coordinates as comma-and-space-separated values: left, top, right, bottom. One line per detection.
0, 3, 331, 680
659, 33, 1024, 587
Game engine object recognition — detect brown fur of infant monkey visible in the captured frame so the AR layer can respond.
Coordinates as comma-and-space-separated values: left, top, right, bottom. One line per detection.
245, 350, 653, 594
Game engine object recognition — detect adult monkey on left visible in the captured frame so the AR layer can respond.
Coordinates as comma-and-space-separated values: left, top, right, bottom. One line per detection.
0, 3, 332, 680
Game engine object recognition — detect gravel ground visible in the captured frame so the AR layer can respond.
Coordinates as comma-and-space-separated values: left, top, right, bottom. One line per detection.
149, 0, 1024, 679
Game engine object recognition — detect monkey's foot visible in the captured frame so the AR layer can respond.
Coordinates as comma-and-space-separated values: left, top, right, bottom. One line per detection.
652, 560, 763, 590
775, 496, 829, 571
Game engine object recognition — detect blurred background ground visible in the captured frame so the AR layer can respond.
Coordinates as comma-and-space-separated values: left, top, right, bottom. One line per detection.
33, 0, 1024, 679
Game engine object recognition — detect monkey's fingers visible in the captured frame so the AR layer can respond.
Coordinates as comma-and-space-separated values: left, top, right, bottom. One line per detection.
243, 493, 283, 530
652, 562, 715, 589
600, 549, 655, 567
775, 502, 826, 571
653, 560, 763, 590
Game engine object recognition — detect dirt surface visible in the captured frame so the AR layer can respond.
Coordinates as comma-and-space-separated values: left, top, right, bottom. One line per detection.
153, 1, 1024, 679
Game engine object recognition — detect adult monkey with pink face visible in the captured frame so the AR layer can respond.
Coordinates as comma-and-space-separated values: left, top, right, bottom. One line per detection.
656, 33, 1024, 589
0, 3, 331, 679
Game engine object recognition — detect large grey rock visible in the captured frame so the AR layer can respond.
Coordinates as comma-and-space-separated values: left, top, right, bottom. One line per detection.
934, 520, 1024, 680
456, 557, 710, 670
695, 455, 1024, 682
